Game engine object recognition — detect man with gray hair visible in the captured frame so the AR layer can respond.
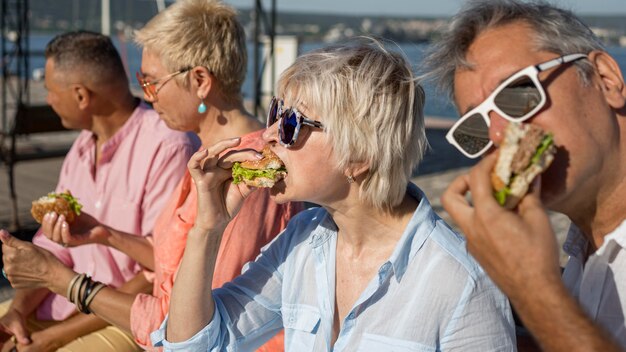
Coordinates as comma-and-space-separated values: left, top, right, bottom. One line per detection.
423, 0, 626, 350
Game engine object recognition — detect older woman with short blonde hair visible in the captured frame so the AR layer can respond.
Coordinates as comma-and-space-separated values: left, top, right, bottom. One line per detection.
157, 38, 516, 351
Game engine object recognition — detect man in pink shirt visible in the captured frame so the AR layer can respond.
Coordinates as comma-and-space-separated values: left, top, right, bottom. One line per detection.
0, 31, 195, 351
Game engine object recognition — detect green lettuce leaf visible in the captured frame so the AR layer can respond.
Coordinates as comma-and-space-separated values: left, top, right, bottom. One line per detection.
231, 162, 286, 185
494, 187, 510, 206
531, 133, 554, 164
50, 192, 83, 215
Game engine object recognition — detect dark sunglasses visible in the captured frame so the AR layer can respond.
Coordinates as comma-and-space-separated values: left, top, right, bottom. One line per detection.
447, 53, 587, 158
266, 97, 324, 147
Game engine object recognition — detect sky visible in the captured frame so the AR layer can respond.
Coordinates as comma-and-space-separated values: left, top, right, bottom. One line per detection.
221, 0, 626, 17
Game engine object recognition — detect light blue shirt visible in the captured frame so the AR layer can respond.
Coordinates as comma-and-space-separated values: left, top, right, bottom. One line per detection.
152, 184, 516, 351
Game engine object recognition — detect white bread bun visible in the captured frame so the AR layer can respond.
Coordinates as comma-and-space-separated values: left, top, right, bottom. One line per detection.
491, 123, 556, 209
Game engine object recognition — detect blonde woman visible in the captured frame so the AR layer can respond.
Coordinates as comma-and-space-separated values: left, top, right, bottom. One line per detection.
158, 39, 516, 351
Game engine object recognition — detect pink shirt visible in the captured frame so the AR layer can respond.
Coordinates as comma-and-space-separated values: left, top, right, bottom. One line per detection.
33, 102, 196, 321
129, 130, 302, 350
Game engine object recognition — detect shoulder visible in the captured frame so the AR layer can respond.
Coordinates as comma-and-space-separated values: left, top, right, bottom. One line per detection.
427, 220, 485, 281
264, 207, 330, 251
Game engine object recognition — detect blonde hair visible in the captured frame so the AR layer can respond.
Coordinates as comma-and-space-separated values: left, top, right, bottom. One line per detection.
279, 38, 427, 210
134, 0, 247, 101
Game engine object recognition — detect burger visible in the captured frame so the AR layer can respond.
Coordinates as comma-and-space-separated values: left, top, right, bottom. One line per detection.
491, 123, 556, 209
31, 191, 83, 224
231, 145, 287, 188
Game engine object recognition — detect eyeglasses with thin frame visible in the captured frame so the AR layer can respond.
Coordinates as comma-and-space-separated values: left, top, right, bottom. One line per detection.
446, 53, 587, 159
135, 67, 191, 101
266, 96, 324, 147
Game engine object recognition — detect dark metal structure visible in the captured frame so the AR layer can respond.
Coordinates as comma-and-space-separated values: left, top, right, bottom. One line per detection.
251, 0, 276, 118
2, 0, 68, 231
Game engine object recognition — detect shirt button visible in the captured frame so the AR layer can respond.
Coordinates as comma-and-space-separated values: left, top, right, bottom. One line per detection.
95, 200, 102, 209
347, 312, 355, 320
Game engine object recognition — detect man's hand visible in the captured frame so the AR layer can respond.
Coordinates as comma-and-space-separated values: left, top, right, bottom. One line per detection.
0, 307, 30, 349
441, 153, 562, 300
40, 211, 111, 248
0, 230, 71, 292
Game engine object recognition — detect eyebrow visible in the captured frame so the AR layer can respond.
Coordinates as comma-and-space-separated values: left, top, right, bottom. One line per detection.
458, 71, 518, 116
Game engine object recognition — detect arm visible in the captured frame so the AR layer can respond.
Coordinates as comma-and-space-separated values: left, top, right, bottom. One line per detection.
0, 288, 49, 346
1, 232, 151, 333
39, 212, 155, 271
441, 154, 622, 352
167, 140, 253, 342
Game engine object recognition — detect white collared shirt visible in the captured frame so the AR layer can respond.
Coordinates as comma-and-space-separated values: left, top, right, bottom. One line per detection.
562, 219, 626, 347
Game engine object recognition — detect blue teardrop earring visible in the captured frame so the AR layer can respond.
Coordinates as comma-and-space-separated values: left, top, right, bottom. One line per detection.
197, 99, 207, 114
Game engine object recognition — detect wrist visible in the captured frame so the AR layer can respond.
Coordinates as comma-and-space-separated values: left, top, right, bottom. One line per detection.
49, 266, 78, 296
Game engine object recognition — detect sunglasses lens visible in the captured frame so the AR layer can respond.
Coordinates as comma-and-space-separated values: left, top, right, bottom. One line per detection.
267, 98, 279, 128
494, 75, 543, 119
452, 113, 491, 156
280, 109, 299, 145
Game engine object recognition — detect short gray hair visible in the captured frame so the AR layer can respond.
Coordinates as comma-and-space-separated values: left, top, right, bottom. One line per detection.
421, 0, 604, 102
134, 0, 247, 102
45, 30, 127, 86
278, 38, 427, 210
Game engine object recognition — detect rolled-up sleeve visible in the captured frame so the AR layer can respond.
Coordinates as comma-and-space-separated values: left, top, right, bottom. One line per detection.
150, 224, 297, 351
152, 303, 223, 351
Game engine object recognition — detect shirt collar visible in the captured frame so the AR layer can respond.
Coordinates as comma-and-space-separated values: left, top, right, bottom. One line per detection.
563, 219, 626, 259
563, 223, 589, 259
389, 183, 436, 282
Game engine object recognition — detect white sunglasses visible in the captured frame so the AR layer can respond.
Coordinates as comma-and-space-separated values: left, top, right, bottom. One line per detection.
446, 53, 587, 158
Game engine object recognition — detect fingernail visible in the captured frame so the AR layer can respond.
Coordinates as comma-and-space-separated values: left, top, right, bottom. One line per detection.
62, 222, 68, 228
58, 214, 65, 222
254, 153, 263, 159
231, 137, 241, 141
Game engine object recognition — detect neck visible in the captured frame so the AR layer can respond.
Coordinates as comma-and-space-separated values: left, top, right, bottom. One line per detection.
90, 94, 138, 143
567, 121, 626, 251
328, 191, 418, 256
196, 98, 263, 146
569, 174, 626, 252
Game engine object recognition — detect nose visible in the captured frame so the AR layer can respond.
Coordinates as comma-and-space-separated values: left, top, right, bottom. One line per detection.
488, 111, 509, 146
262, 119, 280, 144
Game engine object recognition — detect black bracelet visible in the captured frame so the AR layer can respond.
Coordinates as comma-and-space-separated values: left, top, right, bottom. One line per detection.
80, 277, 97, 314
76, 275, 91, 313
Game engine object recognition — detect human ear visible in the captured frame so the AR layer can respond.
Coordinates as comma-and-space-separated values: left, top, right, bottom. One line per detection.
346, 161, 370, 181
589, 50, 626, 109
71, 84, 90, 110
190, 66, 213, 100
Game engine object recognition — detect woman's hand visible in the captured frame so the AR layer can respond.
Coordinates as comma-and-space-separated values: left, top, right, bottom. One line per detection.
40, 211, 110, 248
0, 230, 73, 293
188, 138, 262, 231
14, 329, 63, 352
0, 308, 30, 349
441, 153, 561, 300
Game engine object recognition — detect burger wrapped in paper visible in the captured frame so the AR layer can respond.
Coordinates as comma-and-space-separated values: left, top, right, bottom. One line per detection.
31, 191, 83, 224
232, 145, 286, 188
491, 123, 556, 209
